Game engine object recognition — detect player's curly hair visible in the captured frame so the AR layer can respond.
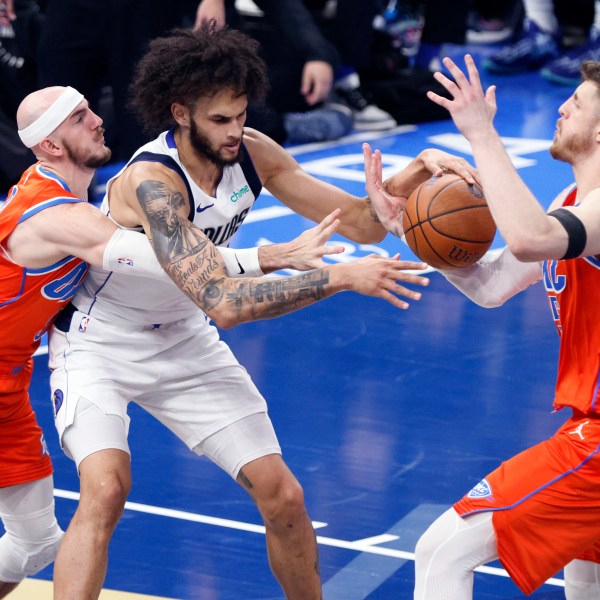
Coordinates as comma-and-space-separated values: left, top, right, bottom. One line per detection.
129, 23, 269, 135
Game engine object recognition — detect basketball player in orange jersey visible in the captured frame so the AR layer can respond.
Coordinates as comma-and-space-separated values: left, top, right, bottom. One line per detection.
0, 84, 436, 599
365, 55, 600, 599
0, 85, 117, 598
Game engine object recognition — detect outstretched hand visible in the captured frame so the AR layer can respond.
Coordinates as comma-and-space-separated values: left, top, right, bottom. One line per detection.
418, 148, 479, 185
363, 143, 406, 238
346, 254, 429, 310
427, 54, 497, 141
283, 209, 345, 271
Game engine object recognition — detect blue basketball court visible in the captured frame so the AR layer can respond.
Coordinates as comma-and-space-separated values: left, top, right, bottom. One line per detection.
12, 47, 580, 598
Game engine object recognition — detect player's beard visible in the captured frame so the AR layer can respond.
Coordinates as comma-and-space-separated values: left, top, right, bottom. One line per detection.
64, 139, 112, 169
550, 128, 595, 164
189, 119, 241, 168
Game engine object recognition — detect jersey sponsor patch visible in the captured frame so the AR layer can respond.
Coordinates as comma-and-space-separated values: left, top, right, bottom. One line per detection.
467, 478, 493, 499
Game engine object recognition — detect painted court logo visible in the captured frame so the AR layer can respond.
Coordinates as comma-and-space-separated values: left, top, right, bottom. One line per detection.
467, 478, 492, 499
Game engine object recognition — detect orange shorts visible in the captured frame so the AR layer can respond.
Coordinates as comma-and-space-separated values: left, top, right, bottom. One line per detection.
0, 359, 53, 488
454, 412, 600, 595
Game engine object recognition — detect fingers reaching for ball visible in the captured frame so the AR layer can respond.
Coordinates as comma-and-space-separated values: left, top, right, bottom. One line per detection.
419, 148, 479, 186
344, 254, 430, 310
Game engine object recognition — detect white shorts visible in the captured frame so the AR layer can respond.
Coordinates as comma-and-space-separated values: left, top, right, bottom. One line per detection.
48, 308, 279, 477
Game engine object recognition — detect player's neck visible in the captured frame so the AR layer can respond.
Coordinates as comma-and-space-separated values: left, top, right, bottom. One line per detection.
39, 160, 95, 201
571, 153, 600, 201
174, 130, 223, 197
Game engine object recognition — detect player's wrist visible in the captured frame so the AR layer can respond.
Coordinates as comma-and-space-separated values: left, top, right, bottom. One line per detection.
257, 243, 290, 273
327, 262, 353, 293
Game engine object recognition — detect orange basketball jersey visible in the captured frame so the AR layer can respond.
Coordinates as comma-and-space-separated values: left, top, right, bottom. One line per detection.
543, 188, 600, 415
0, 163, 88, 371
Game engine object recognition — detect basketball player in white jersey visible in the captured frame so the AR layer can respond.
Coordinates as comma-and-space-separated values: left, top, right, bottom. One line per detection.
49, 24, 477, 599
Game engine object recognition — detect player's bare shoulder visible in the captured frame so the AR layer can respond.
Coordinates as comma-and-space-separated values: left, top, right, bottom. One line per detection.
109, 160, 186, 227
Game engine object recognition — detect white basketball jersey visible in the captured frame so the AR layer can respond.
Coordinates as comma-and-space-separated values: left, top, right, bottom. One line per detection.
72, 129, 262, 325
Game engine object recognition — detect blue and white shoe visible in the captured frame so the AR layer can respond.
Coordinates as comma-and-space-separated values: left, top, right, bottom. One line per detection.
541, 26, 600, 86
483, 19, 559, 74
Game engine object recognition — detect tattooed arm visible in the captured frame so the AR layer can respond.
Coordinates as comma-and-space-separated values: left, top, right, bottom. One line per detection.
117, 167, 429, 328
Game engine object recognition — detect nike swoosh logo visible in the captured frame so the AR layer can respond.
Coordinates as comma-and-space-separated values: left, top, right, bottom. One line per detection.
235, 253, 245, 275
196, 203, 215, 213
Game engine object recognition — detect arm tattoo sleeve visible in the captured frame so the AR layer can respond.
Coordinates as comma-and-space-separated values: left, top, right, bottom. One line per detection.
136, 180, 334, 322
136, 180, 209, 264
136, 179, 223, 304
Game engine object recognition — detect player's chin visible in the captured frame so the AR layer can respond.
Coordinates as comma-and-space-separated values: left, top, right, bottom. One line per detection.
87, 147, 112, 168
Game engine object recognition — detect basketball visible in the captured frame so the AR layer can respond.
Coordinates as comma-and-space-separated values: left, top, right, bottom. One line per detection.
403, 174, 496, 269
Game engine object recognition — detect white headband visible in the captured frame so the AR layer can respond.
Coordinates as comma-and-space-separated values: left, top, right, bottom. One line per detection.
18, 87, 85, 148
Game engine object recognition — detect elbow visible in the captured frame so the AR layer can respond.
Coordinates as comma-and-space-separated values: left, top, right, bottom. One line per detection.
205, 309, 243, 330
208, 312, 236, 330
506, 237, 539, 263
477, 298, 505, 309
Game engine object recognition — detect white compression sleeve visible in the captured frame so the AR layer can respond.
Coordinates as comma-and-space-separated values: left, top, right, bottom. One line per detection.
102, 229, 166, 280
438, 246, 543, 308
414, 508, 498, 600
103, 229, 264, 279
565, 559, 600, 600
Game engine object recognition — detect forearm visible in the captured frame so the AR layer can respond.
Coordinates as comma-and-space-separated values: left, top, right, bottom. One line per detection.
102, 229, 166, 278
470, 131, 555, 257
103, 230, 269, 280
383, 151, 437, 197
267, 170, 386, 243
160, 241, 344, 328
439, 246, 542, 308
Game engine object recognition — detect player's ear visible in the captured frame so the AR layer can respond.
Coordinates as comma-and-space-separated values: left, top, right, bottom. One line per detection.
38, 136, 62, 156
172, 102, 190, 127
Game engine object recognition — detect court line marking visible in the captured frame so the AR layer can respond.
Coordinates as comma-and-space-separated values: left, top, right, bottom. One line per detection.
54, 489, 565, 588
11, 576, 178, 599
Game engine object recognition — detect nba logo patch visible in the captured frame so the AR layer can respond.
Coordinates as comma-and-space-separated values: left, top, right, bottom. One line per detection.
79, 316, 90, 332
467, 478, 492, 499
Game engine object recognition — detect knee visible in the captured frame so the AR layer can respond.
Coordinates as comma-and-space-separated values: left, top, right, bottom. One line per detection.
415, 528, 440, 571
259, 479, 307, 529
414, 518, 458, 580
0, 524, 64, 582
20, 526, 64, 577
79, 471, 131, 529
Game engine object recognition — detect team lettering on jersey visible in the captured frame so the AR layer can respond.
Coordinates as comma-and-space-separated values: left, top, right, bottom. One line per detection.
202, 207, 251, 245
543, 259, 566, 335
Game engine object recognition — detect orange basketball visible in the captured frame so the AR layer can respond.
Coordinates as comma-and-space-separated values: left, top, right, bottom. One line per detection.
403, 174, 496, 269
